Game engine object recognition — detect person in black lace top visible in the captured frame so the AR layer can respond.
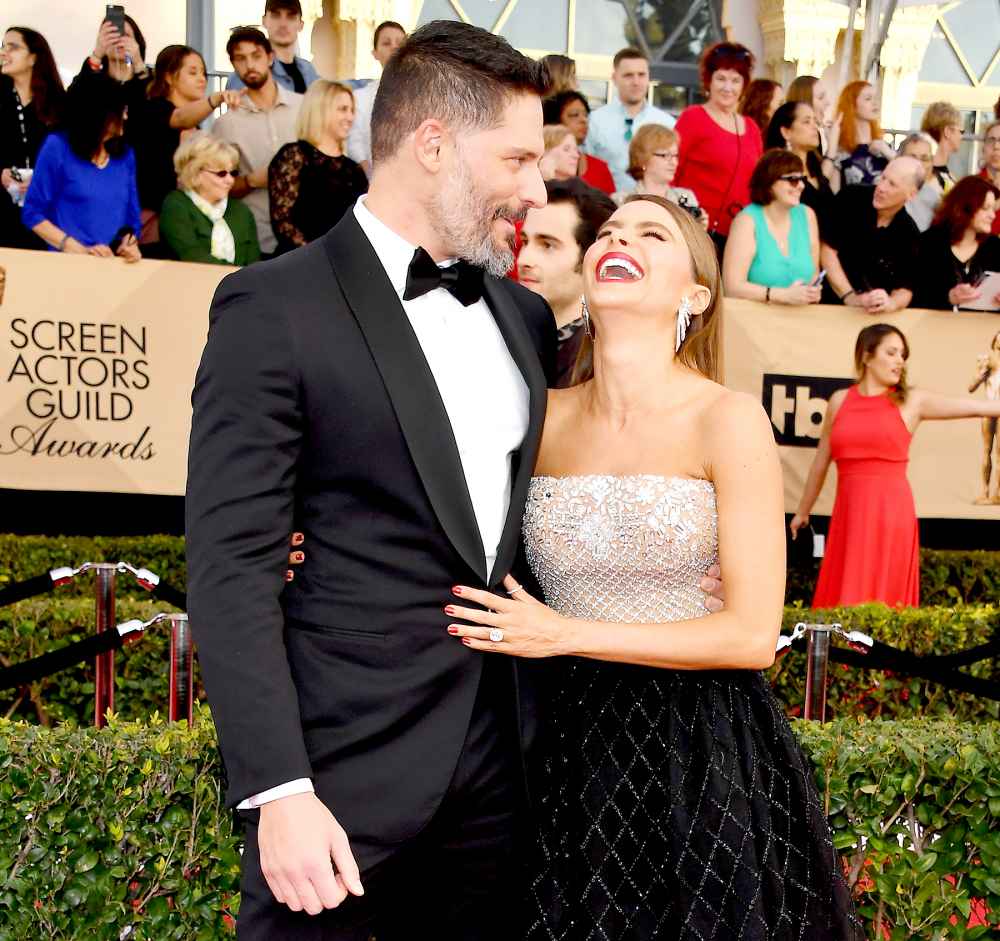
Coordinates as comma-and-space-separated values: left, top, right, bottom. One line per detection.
268, 79, 368, 254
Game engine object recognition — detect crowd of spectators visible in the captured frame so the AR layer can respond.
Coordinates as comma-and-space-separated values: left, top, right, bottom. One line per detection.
1, 4, 999, 315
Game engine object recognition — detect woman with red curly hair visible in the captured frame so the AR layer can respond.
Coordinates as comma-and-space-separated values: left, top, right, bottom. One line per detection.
834, 80, 894, 186
674, 41, 763, 251
914, 175, 1000, 310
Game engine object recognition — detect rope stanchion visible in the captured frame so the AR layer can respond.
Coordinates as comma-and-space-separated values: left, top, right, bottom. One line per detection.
0, 615, 154, 690
775, 624, 1000, 710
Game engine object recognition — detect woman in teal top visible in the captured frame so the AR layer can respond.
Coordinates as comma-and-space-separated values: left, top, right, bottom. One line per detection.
160, 133, 260, 266
723, 149, 822, 305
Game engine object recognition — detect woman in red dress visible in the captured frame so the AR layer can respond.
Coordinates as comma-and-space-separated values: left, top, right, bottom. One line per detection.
674, 42, 762, 252
791, 324, 1000, 607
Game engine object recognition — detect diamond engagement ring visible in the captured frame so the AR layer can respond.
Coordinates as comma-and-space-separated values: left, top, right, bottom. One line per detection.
505, 583, 523, 595
488, 628, 505, 643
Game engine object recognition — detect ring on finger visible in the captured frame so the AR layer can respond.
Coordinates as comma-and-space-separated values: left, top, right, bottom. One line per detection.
505, 583, 523, 596
488, 628, 505, 643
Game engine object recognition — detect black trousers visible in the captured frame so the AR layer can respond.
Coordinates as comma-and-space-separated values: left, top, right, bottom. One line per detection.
235, 657, 525, 940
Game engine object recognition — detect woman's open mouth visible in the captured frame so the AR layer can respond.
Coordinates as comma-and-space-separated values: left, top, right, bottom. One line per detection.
596, 252, 644, 283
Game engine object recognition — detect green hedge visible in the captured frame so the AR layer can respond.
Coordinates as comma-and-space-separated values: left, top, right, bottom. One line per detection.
772, 604, 1000, 723
786, 549, 1000, 607
2, 535, 998, 607
0, 712, 996, 939
2, 598, 996, 727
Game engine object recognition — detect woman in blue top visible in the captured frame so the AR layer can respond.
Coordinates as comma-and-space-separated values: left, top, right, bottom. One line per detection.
22, 72, 141, 261
722, 148, 821, 305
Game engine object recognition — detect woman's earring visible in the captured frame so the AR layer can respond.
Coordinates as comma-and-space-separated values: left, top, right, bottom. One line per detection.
676, 296, 692, 352
582, 297, 593, 340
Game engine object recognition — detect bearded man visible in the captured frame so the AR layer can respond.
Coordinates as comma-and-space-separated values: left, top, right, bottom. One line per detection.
186, 20, 555, 941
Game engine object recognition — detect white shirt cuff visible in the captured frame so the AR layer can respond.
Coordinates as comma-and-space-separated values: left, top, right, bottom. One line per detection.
236, 778, 314, 809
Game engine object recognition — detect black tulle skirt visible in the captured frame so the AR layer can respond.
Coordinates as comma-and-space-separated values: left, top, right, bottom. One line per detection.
525, 661, 864, 940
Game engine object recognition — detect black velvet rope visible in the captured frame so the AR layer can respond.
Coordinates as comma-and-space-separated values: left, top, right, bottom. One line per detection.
149, 581, 187, 610
0, 629, 125, 690
0, 573, 57, 608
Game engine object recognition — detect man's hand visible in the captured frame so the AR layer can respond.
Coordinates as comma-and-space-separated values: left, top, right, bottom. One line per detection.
700, 563, 725, 613
258, 792, 364, 915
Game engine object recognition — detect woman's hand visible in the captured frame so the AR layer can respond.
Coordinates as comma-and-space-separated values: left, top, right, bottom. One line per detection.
93, 20, 120, 61
119, 33, 143, 69
775, 281, 822, 306
115, 233, 142, 263
88, 243, 114, 257
286, 532, 304, 582
789, 513, 810, 540
216, 89, 246, 110
949, 282, 982, 307
869, 139, 895, 162
445, 574, 575, 658
858, 288, 891, 313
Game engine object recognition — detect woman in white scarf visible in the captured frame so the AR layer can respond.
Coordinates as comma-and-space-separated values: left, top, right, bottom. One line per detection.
160, 133, 260, 265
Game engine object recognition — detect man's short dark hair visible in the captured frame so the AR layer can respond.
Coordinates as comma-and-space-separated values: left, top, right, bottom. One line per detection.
374, 20, 405, 49
227, 26, 272, 61
371, 20, 549, 164
613, 47, 647, 69
544, 178, 617, 266
264, 0, 302, 17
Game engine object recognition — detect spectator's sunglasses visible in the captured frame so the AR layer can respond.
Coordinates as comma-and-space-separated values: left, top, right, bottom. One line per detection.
204, 169, 236, 178
778, 174, 807, 185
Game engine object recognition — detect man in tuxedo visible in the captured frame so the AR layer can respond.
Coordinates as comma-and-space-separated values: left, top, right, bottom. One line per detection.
186, 20, 554, 940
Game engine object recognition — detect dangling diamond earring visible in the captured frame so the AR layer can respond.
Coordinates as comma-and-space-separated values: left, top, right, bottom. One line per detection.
675, 297, 692, 352
582, 297, 594, 340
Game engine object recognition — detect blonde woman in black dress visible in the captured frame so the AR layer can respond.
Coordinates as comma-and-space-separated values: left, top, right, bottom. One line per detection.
445, 196, 862, 940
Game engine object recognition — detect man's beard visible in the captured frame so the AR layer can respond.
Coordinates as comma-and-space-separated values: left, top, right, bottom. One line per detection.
427, 150, 527, 279
241, 70, 268, 90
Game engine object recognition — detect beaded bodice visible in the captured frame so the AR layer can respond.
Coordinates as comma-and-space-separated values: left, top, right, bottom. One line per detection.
523, 474, 718, 623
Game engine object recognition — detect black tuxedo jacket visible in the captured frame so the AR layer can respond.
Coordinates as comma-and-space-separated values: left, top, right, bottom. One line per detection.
185, 212, 556, 871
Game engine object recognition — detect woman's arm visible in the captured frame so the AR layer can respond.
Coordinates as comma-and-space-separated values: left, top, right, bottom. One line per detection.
169, 90, 246, 130
721, 212, 766, 301
911, 387, 1000, 423
268, 145, 307, 249
806, 205, 820, 276
449, 394, 786, 671
790, 388, 844, 535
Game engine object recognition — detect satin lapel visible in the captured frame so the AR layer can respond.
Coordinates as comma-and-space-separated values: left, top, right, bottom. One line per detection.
322, 218, 487, 582
482, 277, 548, 588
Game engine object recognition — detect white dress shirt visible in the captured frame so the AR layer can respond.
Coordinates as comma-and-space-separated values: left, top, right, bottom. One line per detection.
346, 79, 378, 173
238, 195, 530, 809
585, 98, 676, 194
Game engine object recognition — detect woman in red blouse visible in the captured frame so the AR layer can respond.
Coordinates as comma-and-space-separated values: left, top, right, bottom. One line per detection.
674, 42, 762, 252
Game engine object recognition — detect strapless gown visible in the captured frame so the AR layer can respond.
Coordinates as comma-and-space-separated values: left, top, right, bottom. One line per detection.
522, 475, 862, 941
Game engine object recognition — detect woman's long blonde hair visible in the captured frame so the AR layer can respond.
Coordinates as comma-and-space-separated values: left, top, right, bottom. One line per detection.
572, 194, 723, 385
296, 79, 355, 147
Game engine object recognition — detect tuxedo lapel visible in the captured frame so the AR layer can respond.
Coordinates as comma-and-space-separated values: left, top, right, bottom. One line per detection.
483, 277, 548, 587
323, 217, 488, 582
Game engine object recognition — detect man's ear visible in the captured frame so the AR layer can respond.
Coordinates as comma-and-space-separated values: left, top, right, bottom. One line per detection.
412, 119, 445, 174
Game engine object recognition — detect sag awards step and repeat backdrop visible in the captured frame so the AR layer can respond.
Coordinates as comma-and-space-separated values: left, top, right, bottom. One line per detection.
1, 248, 999, 521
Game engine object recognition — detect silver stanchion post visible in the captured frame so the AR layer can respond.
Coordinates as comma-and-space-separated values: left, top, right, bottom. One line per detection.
168, 614, 194, 725
803, 625, 833, 722
93, 563, 117, 728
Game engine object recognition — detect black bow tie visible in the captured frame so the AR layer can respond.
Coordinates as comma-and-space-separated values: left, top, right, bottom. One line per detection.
403, 247, 485, 307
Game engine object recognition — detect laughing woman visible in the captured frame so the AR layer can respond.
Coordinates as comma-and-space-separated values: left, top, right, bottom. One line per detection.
446, 195, 863, 940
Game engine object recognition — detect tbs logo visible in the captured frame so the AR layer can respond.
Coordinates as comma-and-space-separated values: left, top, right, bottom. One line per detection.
763, 374, 854, 447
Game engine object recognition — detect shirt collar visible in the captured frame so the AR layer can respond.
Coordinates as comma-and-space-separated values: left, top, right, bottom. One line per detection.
242, 82, 297, 114
352, 195, 458, 298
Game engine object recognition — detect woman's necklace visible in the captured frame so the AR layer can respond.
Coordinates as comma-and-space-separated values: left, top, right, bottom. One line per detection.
11, 86, 31, 167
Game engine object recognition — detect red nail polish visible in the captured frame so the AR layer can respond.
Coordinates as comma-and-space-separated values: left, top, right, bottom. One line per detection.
452, 586, 463, 596
447, 626, 459, 634
444, 605, 456, 616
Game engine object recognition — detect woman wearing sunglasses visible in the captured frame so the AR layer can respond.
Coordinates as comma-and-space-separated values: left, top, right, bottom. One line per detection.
722, 148, 822, 305
160, 132, 260, 265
